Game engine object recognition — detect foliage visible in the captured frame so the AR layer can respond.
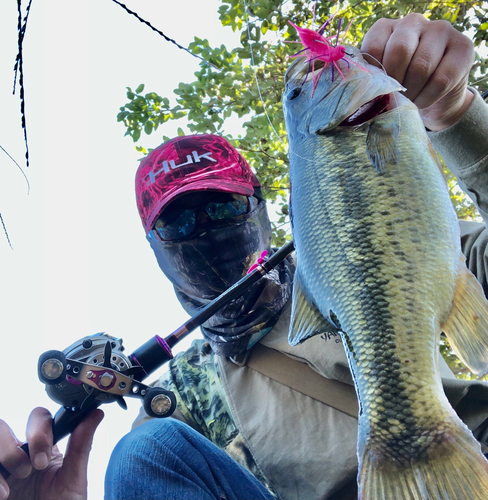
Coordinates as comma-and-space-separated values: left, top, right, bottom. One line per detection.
118, 0, 488, 243
440, 334, 488, 381
445, 166, 479, 221
117, 84, 187, 143
118, 0, 488, 379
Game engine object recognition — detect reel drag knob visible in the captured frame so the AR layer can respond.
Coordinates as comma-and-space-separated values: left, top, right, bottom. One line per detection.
143, 387, 176, 418
38, 350, 67, 385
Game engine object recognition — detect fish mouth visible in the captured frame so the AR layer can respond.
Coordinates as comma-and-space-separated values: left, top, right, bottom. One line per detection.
339, 94, 391, 127
283, 46, 406, 133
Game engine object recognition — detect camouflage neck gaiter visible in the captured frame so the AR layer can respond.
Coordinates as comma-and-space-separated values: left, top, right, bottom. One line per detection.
148, 200, 294, 357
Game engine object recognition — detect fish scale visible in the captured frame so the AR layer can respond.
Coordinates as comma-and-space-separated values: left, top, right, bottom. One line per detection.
284, 47, 488, 499
295, 124, 455, 450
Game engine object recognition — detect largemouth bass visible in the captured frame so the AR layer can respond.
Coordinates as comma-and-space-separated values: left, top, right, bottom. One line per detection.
283, 47, 488, 499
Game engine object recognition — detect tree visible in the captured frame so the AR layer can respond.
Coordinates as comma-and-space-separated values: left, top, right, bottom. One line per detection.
118, 0, 488, 378
117, 0, 488, 244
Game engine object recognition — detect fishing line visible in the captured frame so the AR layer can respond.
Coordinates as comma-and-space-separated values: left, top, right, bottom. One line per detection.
471, 74, 488, 87
110, 0, 220, 71
288, 148, 316, 165
242, 0, 284, 144
0, 145, 30, 194
0, 214, 13, 250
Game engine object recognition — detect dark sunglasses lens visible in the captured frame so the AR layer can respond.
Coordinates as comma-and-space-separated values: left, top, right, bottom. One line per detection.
155, 209, 196, 241
206, 197, 249, 220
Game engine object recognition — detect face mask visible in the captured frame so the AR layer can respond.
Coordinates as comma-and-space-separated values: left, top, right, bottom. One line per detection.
148, 200, 294, 356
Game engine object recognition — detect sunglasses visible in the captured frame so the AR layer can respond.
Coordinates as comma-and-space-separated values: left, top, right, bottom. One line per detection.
150, 194, 258, 242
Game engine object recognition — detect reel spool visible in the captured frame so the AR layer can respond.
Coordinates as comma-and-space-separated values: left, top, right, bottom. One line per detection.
38, 333, 176, 417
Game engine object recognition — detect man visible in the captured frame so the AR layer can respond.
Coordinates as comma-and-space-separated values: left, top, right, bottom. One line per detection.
0, 13, 487, 500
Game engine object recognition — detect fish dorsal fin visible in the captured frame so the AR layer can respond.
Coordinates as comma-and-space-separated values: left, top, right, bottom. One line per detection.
288, 268, 339, 346
441, 258, 488, 376
366, 121, 399, 175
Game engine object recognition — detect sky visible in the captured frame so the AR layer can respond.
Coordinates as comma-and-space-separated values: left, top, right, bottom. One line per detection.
0, 1, 242, 498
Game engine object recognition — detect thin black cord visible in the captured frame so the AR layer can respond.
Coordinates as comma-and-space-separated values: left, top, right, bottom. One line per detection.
13, 0, 33, 91
2, 0, 33, 247
110, 0, 220, 70
13, 0, 34, 168
13, 0, 23, 94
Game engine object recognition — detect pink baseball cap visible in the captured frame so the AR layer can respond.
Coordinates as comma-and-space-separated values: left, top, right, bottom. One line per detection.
135, 134, 261, 233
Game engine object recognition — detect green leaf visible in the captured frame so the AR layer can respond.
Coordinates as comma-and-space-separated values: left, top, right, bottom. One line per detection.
135, 84, 145, 94
116, 111, 129, 121
177, 127, 185, 136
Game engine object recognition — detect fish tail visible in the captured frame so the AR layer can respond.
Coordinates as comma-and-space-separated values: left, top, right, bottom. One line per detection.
359, 426, 488, 499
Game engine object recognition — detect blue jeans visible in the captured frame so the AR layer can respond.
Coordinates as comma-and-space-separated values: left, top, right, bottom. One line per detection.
105, 419, 276, 500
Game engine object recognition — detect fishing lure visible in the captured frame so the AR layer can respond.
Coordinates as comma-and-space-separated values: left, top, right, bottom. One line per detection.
287, 16, 369, 96
247, 250, 269, 274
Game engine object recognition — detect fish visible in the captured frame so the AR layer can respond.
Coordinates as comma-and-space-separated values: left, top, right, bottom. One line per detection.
283, 46, 488, 499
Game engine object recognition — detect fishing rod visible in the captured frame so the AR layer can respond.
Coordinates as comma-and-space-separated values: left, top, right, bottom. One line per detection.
0, 240, 295, 479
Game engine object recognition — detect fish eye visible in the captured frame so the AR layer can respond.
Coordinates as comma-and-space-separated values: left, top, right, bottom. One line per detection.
287, 87, 302, 100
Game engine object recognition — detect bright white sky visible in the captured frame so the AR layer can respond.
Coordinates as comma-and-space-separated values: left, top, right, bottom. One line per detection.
0, 1, 242, 498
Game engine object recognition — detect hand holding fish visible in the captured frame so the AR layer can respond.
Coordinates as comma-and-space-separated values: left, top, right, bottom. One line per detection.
0, 407, 103, 500
361, 13, 475, 131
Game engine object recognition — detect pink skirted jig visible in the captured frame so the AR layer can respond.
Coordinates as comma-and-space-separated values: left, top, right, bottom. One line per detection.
286, 16, 369, 96
247, 250, 269, 274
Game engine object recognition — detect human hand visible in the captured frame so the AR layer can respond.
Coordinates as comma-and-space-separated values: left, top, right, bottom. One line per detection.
361, 13, 475, 131
0, 407, 103, 500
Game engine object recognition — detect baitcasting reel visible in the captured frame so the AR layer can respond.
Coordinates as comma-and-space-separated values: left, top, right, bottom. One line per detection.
38, 333, 177, 421
0, 240, 295, 480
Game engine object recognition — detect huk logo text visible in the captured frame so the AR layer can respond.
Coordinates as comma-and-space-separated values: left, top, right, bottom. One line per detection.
148, 150, 217, 184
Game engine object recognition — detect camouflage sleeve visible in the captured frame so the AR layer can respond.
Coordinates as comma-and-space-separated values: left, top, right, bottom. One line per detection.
132, 338, 241, 449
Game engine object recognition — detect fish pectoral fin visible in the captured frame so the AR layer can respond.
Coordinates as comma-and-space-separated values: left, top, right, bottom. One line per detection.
288, 269, 339, 346
366, 121, 399, 175
441, 260, 488, 376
